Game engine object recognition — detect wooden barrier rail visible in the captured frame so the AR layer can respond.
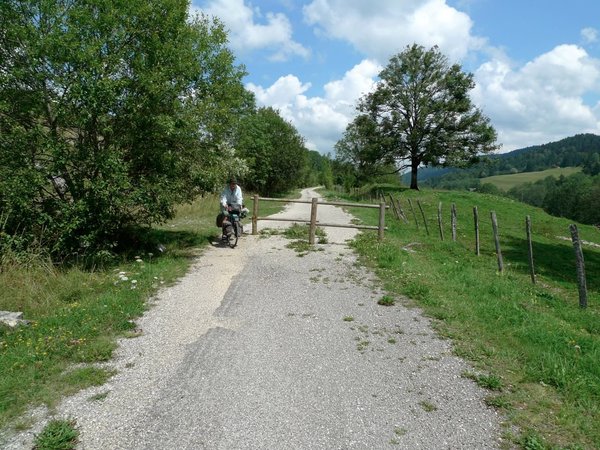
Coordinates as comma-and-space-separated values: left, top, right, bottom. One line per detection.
251, 195, 388, 243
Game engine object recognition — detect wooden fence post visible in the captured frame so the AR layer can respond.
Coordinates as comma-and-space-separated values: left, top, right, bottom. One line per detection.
473, 206, 480, 256
437, 202, 444, 241
451, 203, 457, 242
417, 200, 429, 235
252, 194, 259, 235
309, 197, 318, 244
490, 211, 503, 273
407, 198, 419, 230
526, 216, 536, 284
395, 198, 409, 223
569, 224, 588, 308
388, 194, 400, 220
378, 201, 386, 241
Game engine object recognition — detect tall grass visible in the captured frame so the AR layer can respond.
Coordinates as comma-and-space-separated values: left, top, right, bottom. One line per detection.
323, 187, 599, 449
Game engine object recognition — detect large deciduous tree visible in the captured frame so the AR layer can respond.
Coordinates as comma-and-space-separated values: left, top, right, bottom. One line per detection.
0, 0, 249, 255
235, 107, 308, 196
337, 44, 499, 190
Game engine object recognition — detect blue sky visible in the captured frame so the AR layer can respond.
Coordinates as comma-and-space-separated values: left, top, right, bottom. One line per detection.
191, 0, 600, 154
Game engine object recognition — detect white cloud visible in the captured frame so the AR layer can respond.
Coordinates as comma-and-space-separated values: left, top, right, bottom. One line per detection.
247, 60, 380, 152
473, 45, 600, 151
194, 0, 310, 60
303, 0, 484, 63
582, 27, 598, 44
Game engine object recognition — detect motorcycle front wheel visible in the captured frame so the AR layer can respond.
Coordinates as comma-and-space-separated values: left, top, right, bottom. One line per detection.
228, 224, 239, 248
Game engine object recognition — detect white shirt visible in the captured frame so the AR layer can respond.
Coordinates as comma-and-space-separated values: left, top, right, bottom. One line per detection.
220, 185, 243, 210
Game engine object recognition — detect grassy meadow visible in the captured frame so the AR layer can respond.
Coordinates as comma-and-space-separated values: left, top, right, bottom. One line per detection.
323, 186, 600, 449
0, 193, 284, 436
480, 167, 581, 191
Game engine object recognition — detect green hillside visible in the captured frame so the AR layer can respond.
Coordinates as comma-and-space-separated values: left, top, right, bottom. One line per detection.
326, 185, 600, 450
481, 167, 582, 191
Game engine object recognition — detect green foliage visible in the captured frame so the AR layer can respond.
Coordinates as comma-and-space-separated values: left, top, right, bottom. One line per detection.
377, 295, 395, 306
235, 107, 308, 195
503, 173, 600, 226
543, 173, 600, 225
583, 152, 600, 176
33, 419, 79, 450
304, 150, 334, 189
0, 1, 250, 257
336, 44, 498, 189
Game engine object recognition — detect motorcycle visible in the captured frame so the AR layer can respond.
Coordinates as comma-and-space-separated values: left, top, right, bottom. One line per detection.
221, 206, 247, 248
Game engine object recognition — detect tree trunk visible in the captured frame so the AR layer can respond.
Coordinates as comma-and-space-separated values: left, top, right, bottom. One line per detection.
410, 164, 419, 190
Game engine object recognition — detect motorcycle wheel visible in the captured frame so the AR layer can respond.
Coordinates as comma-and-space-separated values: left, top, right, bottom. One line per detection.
228, 225, 239, 248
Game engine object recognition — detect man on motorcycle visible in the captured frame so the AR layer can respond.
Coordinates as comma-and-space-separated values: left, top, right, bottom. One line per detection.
220, 178, 243, 239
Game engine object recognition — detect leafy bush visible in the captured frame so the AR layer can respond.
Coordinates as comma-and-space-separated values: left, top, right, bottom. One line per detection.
0, 2, 249, 258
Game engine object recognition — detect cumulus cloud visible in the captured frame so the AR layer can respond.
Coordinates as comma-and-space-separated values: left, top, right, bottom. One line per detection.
473, 45, 600, 150
247, 60, 381, 152
581, 27, 598, 44
303, 0, 484, 63
194, 1, 600, 154
194, 0, 310, 60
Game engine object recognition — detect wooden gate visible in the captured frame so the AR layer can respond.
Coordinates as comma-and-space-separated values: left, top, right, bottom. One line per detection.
250, 195, 388, 243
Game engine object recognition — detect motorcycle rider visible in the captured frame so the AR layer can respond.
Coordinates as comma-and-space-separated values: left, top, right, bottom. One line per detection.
220, 178, 243, 239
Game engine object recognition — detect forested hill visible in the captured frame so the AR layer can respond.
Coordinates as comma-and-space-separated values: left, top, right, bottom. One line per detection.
487, 133, 600, 174
415, 133, 600, 184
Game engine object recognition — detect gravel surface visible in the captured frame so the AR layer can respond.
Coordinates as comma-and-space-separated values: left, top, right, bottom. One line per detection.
4, 188, 504, 449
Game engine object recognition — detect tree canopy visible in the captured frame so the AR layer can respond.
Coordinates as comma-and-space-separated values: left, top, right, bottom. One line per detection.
0, 0, 250, 255
234, 107, 308, 196
336, 44, 499, 190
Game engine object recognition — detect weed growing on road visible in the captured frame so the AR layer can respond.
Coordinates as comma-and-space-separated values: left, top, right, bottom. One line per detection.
343, 316, 354, 322
283, 224, 328, 251
394, 427, 408, 436
88, 392, 109, 402
463, 371, 504, 391
33, 418, 79, 450
357, 340, 370, 352
419, 400, 438, 412
377, 295, 395, 306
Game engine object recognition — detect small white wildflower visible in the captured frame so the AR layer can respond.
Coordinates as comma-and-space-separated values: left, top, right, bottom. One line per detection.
120, 276, 129, 281
131, 280, 137, 284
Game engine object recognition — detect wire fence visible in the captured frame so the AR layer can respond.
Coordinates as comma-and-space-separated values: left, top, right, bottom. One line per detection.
338, 187, 596, 310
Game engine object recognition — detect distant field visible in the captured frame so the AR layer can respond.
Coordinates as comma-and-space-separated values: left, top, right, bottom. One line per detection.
481, 166, 581, 191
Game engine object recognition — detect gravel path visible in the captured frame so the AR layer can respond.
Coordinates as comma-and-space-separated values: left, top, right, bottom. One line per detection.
5, 188, 504, 449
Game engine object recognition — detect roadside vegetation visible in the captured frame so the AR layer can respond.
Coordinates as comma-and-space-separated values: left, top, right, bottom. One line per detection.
0, 193, 285, 438
322, 185, 600, 450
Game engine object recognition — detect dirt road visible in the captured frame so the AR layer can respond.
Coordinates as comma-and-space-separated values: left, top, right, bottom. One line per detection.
6, 188, 503, 449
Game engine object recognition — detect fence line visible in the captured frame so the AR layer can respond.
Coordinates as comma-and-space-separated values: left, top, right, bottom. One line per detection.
332, 190, 592, 310
251, 195, 388, 243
